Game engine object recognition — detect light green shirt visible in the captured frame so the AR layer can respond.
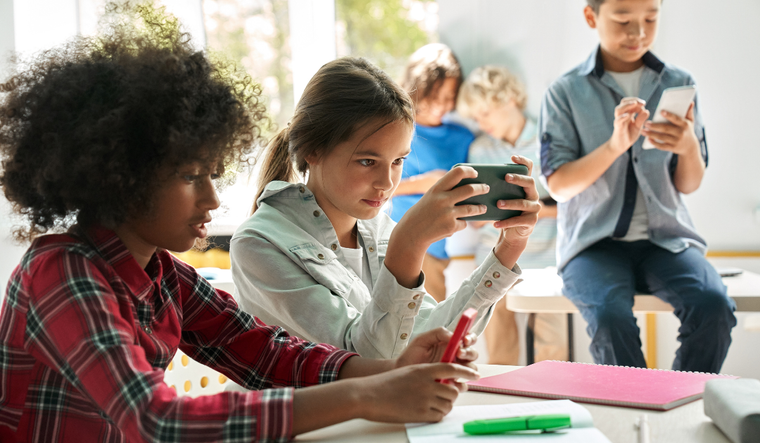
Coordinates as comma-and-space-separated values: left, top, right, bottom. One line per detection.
230, 181, 521, 359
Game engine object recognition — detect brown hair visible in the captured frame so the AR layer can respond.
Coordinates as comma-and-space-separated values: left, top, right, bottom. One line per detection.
587, 0, 664, 13
457, 65, 528, 118
400, 43, 463, 107
253, 57, 414, 212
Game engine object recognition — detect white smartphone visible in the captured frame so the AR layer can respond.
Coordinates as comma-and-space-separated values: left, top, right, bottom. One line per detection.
642, 85, 697, 149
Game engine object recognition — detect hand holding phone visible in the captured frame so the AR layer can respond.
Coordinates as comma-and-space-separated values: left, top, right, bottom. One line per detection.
452, 163, 528, 220
438, 308, 478, 384
642, 85, 697, 149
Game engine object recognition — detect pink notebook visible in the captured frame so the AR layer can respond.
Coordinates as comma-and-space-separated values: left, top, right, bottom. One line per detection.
468, 360, 738, 411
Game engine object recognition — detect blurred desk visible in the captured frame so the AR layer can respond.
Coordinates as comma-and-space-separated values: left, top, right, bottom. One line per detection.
296, 364, 730, 443
507, 268, 760, 364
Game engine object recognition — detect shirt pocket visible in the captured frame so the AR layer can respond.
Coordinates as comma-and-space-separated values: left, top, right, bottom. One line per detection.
290, 243, 353, 297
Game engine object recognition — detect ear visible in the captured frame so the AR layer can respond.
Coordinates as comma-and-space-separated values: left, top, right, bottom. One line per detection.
304, 152, 319, 167
583, 5, 598, 29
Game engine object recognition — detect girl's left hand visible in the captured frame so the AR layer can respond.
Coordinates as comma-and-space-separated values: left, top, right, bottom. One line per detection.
395, 327, 479, 371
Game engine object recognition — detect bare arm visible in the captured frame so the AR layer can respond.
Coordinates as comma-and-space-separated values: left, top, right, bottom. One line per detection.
538, 201, 558, 219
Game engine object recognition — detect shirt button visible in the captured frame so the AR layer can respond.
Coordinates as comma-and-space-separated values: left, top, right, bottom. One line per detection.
492, 271, 501, 279
413, 294, 420, 300
313, 210, 321, 217
408, 302, 416, 309
299, 186, 305, 193
368, 246, 374, 252
400, 333, 409, 340
331, 243, 338, 251
484, 280, 493, 288
143, 326, 152, 334
317, 253, 325, 260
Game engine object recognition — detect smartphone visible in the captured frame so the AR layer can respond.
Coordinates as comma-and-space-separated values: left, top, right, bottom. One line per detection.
452, 163, 528, 220
717, 268, 743, 278
440, 308, 478, 364
642, 85, 697, 149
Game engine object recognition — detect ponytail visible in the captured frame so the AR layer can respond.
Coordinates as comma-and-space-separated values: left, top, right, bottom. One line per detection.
252, 57, 414, 214
252, 127, 296, 213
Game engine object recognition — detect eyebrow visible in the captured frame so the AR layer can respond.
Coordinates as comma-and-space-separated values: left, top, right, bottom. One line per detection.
353, 149, 412, 157
612, 7, 660, 14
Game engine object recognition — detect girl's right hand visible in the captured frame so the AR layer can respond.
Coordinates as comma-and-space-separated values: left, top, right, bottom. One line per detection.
355, 362, 479, 423
394, 165, 489, 251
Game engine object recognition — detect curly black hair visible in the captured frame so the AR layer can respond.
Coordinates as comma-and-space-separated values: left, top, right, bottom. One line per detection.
0, 2, 268, 241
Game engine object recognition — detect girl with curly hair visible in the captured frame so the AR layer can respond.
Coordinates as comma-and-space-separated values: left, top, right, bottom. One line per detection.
0, 4, 481, 442
229, 56, 540, 360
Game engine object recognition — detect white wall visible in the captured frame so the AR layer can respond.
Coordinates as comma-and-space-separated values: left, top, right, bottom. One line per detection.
439, 0, 760, 252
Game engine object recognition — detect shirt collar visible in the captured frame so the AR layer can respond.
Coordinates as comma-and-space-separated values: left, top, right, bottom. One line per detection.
581, 45, 665, 78
74, 225, 162, 300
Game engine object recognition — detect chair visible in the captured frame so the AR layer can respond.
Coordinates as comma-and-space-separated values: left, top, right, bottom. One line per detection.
164, 350, 230, 397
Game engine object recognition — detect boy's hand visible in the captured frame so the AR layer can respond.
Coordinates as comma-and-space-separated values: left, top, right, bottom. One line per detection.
609, 97, 650, 155
394, 327, 479, 371
641, 103, 699, 156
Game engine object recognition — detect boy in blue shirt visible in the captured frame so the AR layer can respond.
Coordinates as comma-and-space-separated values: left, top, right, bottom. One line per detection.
539, 0, 736, 373
389, 44, 474, 301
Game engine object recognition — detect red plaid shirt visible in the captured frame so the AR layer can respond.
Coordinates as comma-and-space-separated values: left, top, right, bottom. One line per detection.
0, 226, 355, 442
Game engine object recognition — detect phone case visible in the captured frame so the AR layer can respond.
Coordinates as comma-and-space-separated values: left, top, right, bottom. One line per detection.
440, 308, 478, 364
452, 163, 528, 220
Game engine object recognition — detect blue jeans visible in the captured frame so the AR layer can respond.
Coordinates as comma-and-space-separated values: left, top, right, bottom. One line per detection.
561, 239, 736, 373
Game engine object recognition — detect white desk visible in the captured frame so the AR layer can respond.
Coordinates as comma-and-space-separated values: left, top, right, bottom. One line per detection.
506, 269, 760, 363
296, 364, 730, 443
507, 268, 760, 314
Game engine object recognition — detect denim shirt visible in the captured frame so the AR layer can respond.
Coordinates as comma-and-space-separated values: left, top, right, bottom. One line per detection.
230, 181, 520, 359
539, 47, 708, 270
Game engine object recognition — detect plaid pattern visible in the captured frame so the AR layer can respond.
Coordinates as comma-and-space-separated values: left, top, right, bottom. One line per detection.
0, 226, 355, 442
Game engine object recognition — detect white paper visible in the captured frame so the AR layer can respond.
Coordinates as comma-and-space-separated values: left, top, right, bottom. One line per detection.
406, 400, 611, 443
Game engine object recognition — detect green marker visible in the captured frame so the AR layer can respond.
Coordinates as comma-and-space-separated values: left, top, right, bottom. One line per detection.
463, 414, 571, 435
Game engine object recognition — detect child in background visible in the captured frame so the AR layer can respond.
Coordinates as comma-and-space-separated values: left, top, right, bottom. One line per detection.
0, 4, 481, 441
458, 65, 567, 365
388, 43, 474, 301
539, 0, 736, 372
230, 57, 540, 360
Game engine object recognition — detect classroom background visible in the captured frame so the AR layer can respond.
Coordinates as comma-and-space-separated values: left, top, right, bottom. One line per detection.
1, 0, 758, 378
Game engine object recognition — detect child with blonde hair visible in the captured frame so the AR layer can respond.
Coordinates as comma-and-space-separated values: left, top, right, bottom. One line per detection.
458, 65, 566, 364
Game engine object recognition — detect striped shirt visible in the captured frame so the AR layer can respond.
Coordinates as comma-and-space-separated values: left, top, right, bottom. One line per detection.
0, 226, 354, 442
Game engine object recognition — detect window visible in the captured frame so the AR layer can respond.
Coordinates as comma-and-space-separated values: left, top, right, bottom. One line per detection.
335, 0, 438, 81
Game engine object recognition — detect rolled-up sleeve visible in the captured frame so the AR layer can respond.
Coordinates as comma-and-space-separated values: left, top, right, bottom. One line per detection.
538, 82, 582, 179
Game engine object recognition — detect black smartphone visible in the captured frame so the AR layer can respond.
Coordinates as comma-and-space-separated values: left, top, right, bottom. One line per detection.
452, 163, 529, 221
